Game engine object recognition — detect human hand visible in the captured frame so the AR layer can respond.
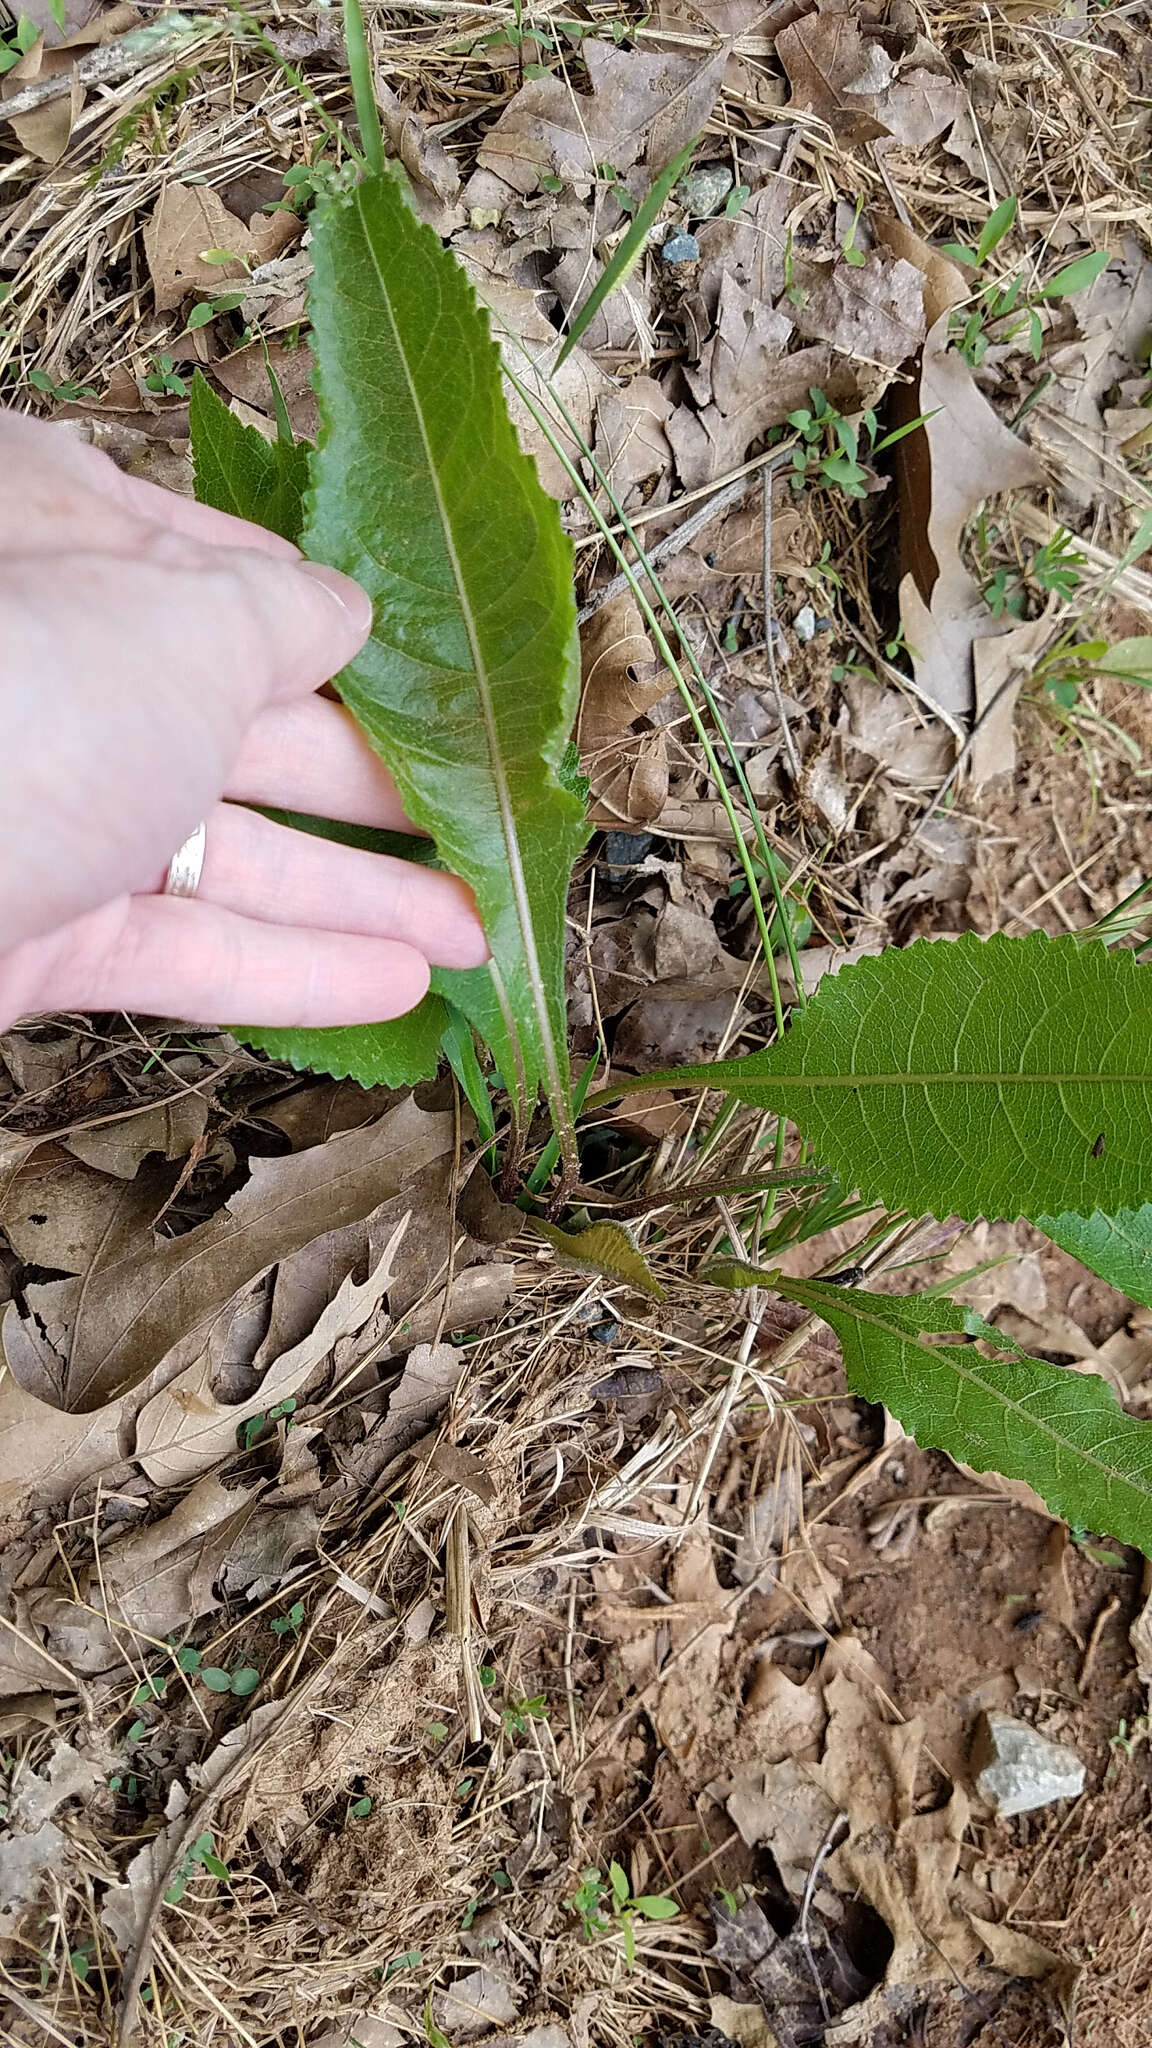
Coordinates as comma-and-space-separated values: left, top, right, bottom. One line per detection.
0, 412, 488, 1035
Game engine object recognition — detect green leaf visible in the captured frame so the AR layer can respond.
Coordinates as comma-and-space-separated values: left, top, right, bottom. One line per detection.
976, 194, 1017, 264
717, 1270, 1152, 1556
1038, 249, 1110, 300
189, 372, 309, 545
304, 168, 587, 1156
187, 302, 216, 330
589, 932, 1152, 1223
556, 135, 698, 369
229, 1666, 261, 1696
189, 397, 455, 1089
1043, 1207, 1152, 1311
529, 1217, 664, 1299
609, 1860, 630, 1905
633, 1894, 678, 1920
1091, 635, 1152, 684
199, 1667, 234, 1693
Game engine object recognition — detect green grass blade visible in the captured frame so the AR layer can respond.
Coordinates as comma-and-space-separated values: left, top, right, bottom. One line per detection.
556, 136, 697, 370
583, 931, 1152, 1223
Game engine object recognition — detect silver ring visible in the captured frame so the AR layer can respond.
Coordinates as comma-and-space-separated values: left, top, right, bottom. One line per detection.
163, 820, 207, 899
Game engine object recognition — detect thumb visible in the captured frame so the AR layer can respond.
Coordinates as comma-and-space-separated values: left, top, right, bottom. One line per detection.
192, 545, 374, 705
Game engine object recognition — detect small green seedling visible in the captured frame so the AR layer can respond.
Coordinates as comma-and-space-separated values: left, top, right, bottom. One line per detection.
164, 1830, 230, 1906
0, 13, 40, 74
785, 388, 930, 499
143, 353, 188, 397
27, 368, 98, 403
945, 198, 1110, 367
500, 1693, 549, 1736
269, 1598, 305, 1638
347, 1794, 373, 1819
240, 1395, 296, 1451
841, 193, 867, 268
199, 1662, 261, 1697
186, 291, 246, 332
984, 525, 1087, 618
564, 1861, 678, 1969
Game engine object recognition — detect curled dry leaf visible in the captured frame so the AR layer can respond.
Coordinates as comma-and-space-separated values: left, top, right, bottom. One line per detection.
896, 312, 1046, 730
776, 4, 961, 150
0, 1100, 453, 1512
25, 1473, 260, 1676
62, 1093, 209, 1180
135, 1217, 410, 1486
578, 593, 670, 825
478, 38, 727, 194
530, 1217, 664, 1299
969, 611, 1054, 792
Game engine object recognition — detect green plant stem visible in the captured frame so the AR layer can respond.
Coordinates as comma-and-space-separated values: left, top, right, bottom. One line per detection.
341, 0, 383, 173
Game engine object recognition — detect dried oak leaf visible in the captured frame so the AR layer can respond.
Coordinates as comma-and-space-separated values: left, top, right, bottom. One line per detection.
478, 37, 728, 194
776, 5, 960, 150
895, 311, 1045, 729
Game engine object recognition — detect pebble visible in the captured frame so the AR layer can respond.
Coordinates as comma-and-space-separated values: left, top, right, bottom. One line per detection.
973, 1711, 1086, 1818
661, 232, 700, 265
676, 162, 734, 218
793, 604, 817, 643
601, 830, 653, 873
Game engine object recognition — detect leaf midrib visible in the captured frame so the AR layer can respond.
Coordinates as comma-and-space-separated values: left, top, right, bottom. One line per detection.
715, 1070, 1148, 1087
355, 183, 565, 1113
792, 1284, 1151, 1500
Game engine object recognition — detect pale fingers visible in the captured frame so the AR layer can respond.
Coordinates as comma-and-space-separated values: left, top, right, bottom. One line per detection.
227, 697, 417, 833
198, 805, 488, 969
0, 894, 432, 1033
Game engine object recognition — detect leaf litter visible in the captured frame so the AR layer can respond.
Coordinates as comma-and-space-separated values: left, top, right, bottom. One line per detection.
4, 1, 1152, 2044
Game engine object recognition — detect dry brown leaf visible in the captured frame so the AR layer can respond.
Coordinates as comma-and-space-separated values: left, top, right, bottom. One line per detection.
376, 76, 461, 206
211, 338, 319, 444
896, 311, 1046, 729
685, 273, 792, 414
26, 1473, 259, 1675
1, 1096, 452, 1415
722, 1756, 839, 1894
369, 1341, 469, 1472
791, 251, 925, 370
478, 39, 728, 194
776, 6, 960, 149
469, 274, 613, 499
1, 1026, 84, 1093
693, 182, 793, 329
839, 676, 952, 786
653, 1516, 737, 1756
144, 182, 256, 311
815, 1669, 979, 1988
135, 1217, 409, 1486
1027, 237, 1152, 506
62, 1094, 208, 1180
875, 216, 968, 332
578, 593, 669, 823
0, 1145, 153, 1271
969, 612, 1053, 792
593, 377, 672, 493
1, 32, 82, 160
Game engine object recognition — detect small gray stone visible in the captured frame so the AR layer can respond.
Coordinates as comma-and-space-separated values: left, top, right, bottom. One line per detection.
973, 1711, 1086, 1818
793, 603, 817, 643
677, 161, 734, 218
662, 232, 700, 265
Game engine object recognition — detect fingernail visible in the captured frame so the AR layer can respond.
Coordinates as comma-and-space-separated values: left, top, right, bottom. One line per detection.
297, 559, 374, 640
